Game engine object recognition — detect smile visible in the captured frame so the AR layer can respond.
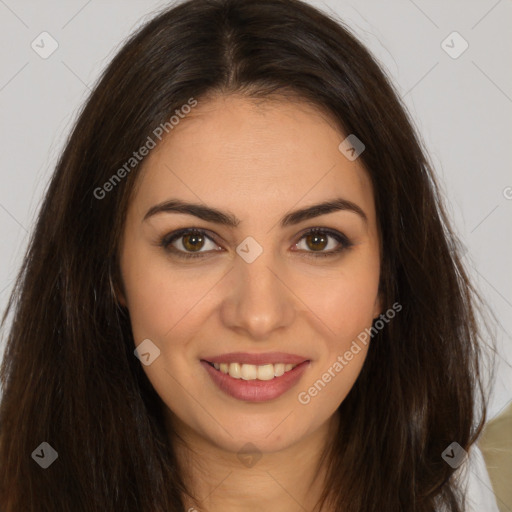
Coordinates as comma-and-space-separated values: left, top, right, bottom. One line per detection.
201, 359, 310, 402
207, 361, 299, 380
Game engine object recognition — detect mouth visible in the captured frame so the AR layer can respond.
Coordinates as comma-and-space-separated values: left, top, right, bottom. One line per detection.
203, 360, 301, 380
200, 357, 311, 402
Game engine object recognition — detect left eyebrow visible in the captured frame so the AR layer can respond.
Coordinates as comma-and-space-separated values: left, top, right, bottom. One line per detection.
281, 198, 367, 227
143, 197, 367, 227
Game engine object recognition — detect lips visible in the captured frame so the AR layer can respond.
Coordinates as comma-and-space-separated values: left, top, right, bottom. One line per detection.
200, 353, 311, 402
202, 352, 308, 366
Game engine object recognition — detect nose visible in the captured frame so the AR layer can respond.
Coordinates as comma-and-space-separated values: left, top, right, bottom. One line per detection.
219, 249, 296, 341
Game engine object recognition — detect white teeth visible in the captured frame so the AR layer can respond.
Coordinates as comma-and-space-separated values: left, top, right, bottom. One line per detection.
212, 362, 299, 380
228, 362, 241, 379
257, 364, 275, 381
274, 363, 285, 377
241, 364, 257, 380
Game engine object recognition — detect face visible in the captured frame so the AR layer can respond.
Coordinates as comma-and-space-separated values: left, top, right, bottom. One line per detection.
118, 94, 381, 455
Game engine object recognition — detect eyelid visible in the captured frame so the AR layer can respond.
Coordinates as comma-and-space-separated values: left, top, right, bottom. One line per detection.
160, 228, 221, 254
159, 226, 352, 259
291, 227, 353, 259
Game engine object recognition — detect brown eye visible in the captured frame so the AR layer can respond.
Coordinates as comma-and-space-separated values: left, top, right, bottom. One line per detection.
294, 228, 352, 257
160, 227, 352, 261
181, 232, 206, 252
304, 231, 329, 251
160, 228, 221, 259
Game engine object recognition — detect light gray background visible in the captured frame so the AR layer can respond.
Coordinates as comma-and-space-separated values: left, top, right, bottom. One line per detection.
0, 0, 510, 442
0, 1, 510, 509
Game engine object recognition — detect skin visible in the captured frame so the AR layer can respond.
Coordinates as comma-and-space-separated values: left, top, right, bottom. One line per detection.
117, 94, 382, 512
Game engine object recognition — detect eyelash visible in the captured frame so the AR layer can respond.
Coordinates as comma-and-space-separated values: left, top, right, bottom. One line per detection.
159, 227, 353, 260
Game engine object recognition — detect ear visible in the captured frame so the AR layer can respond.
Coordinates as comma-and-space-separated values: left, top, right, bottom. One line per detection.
372, 291, 383, 320
114, 282, 128, 308
109, 265, 128, 308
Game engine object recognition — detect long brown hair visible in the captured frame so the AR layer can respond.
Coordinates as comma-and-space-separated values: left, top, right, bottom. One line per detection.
0, 0, 494, 510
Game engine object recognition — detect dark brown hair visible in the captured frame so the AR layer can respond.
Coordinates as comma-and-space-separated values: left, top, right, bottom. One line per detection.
0, 0, 494, 510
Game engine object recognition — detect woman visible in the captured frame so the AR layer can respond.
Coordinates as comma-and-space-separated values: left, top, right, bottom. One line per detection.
0, 0, 495, 510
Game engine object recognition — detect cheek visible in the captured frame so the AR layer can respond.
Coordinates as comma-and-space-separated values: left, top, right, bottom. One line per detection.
310, 281, 377, 335
120, 237, 211, 339
120, 239, 380, 443
297, 259, 380, 342
123, 240, 380, 349
119, 241, 185, 346
122, 269, 175, 341
292, 256, 379, 405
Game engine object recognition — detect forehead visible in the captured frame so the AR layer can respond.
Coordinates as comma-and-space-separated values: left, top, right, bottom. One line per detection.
131, 94, 375, 222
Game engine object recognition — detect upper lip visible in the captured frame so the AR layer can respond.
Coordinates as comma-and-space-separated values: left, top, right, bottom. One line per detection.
202, 352, 309, 365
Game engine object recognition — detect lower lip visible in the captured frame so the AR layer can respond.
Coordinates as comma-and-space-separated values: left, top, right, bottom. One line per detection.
201, 360, 310, 402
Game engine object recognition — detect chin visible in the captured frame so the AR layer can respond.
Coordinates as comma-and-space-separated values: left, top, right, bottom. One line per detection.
197, 409, 321, 455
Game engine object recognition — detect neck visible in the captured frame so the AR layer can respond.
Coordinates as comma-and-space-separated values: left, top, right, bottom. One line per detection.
167, 411, 339, 512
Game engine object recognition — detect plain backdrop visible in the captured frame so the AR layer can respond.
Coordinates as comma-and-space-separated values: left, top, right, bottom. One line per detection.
0, 1, 510, 505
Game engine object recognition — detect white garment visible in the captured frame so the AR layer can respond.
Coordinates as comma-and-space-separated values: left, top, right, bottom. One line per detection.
460, 443, 500, 512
